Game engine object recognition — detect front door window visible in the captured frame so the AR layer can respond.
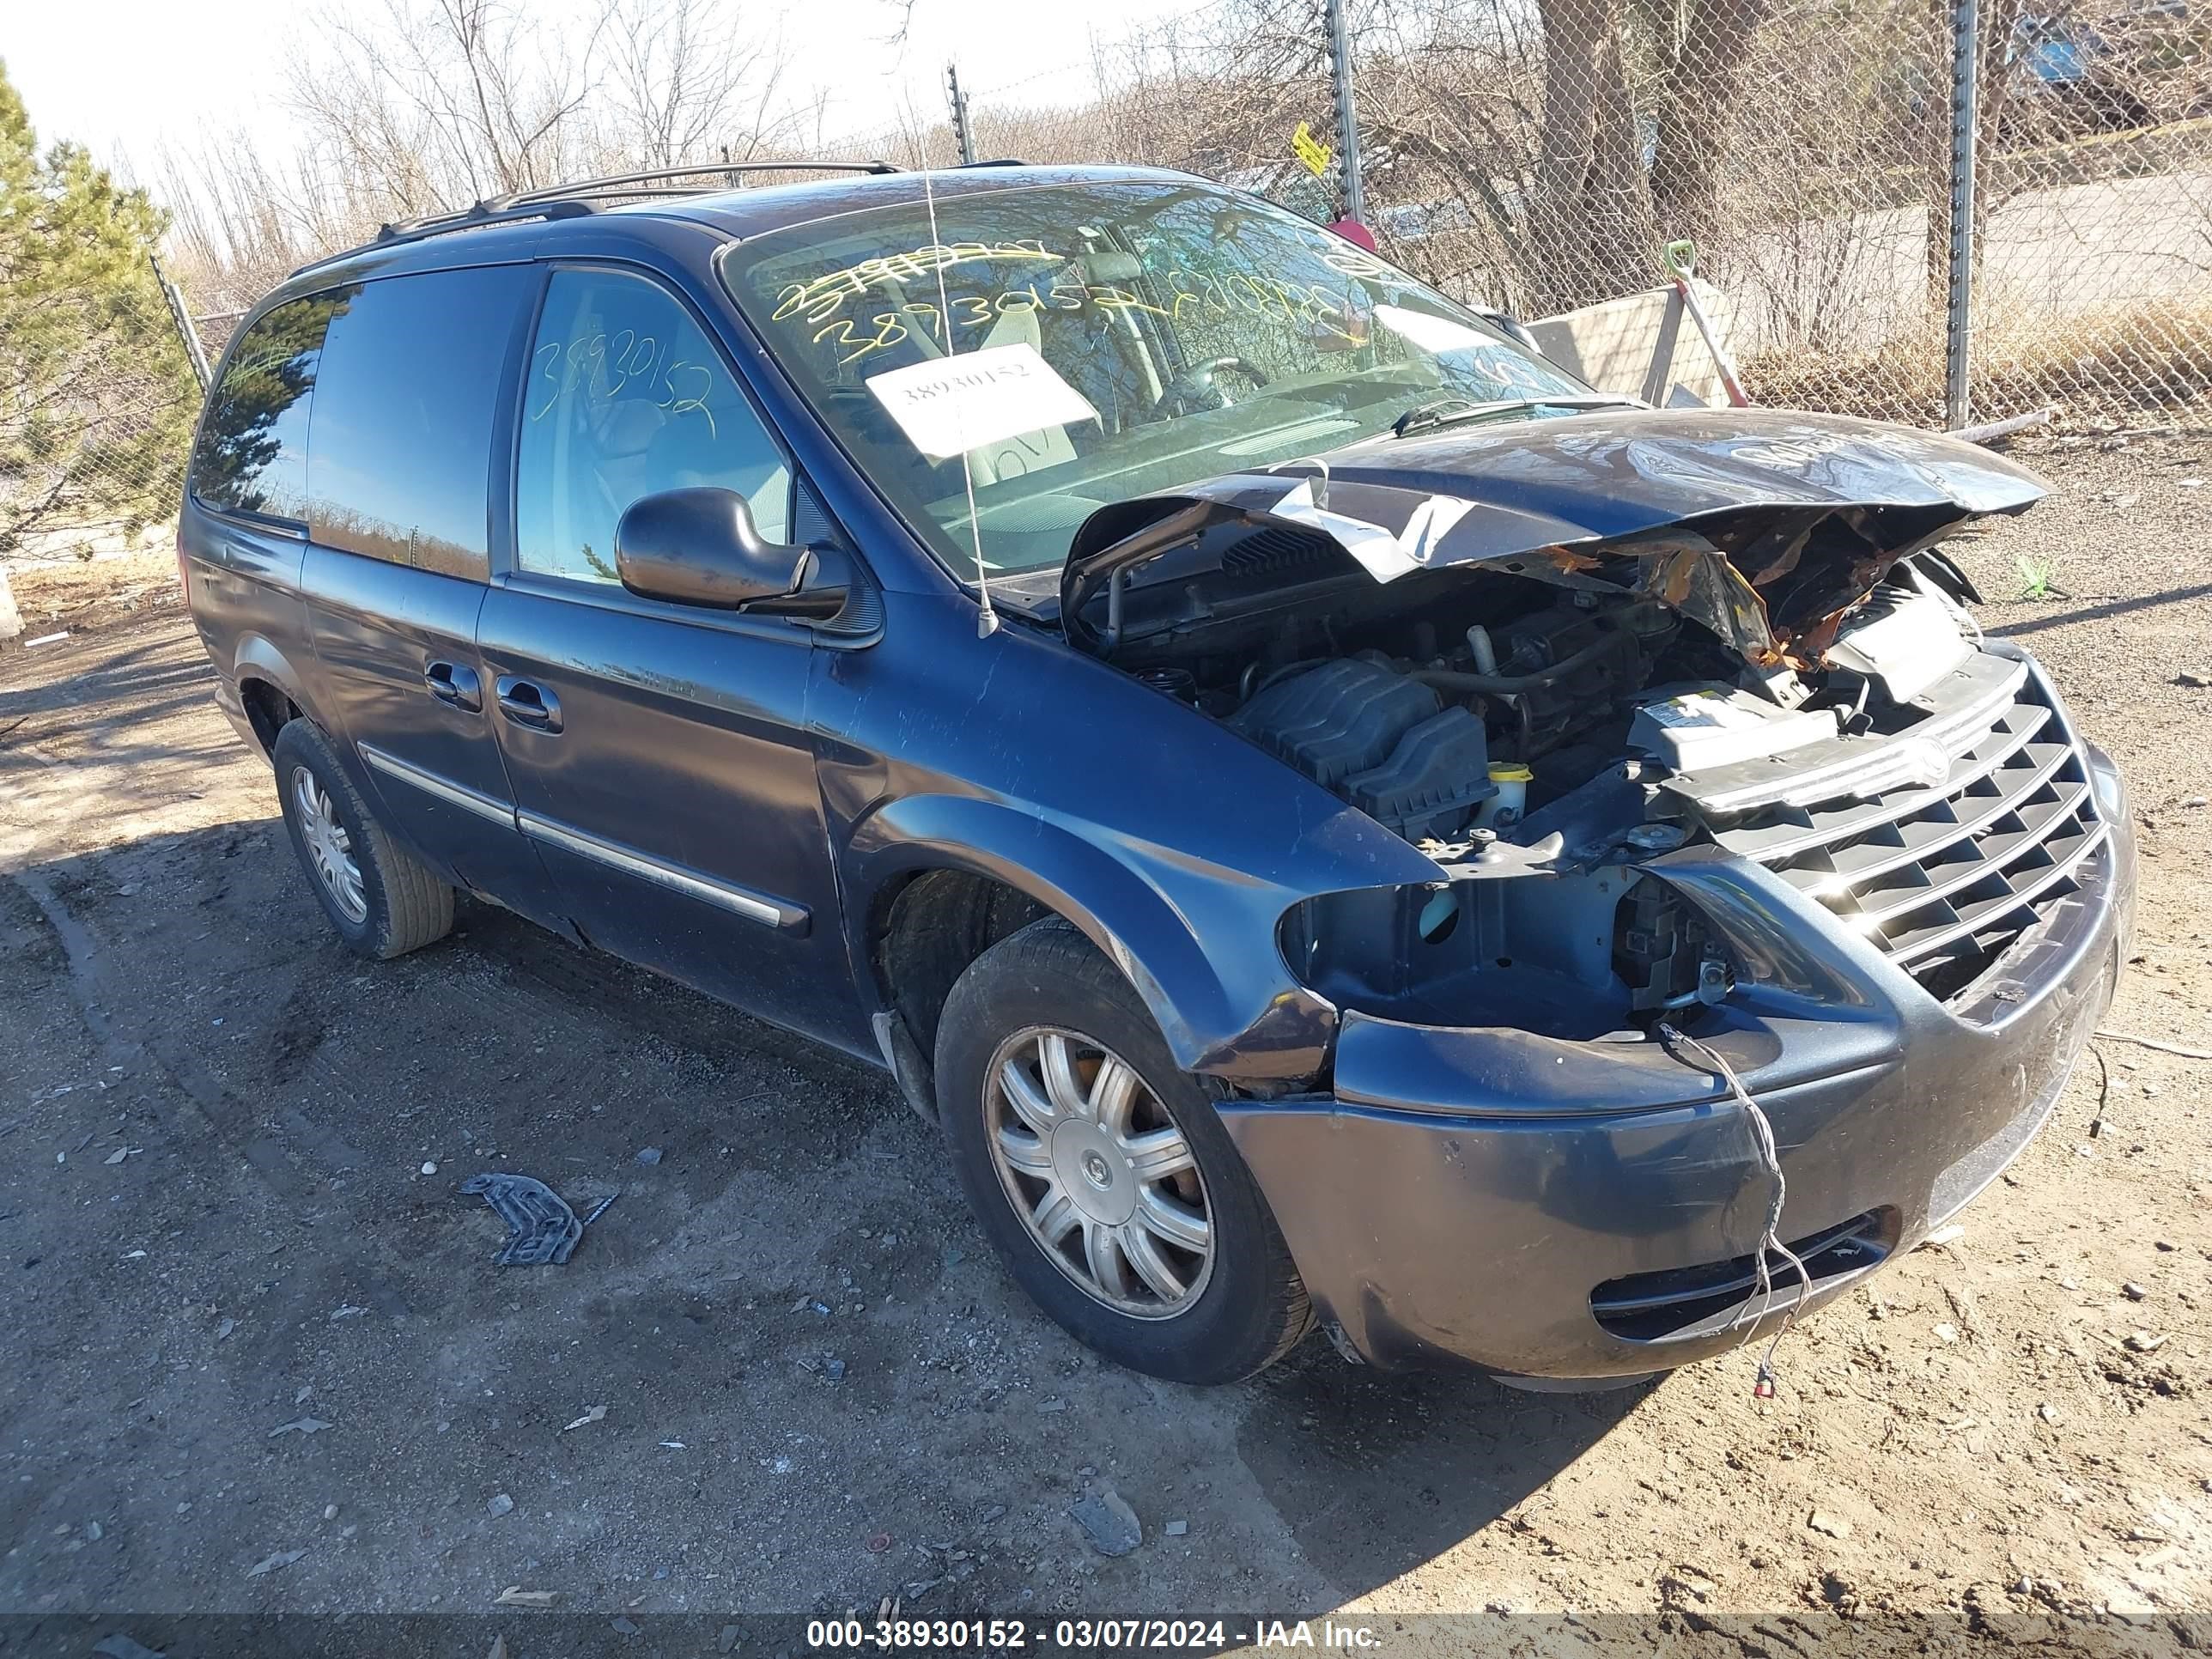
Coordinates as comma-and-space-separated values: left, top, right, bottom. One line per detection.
517, 269, 792, 585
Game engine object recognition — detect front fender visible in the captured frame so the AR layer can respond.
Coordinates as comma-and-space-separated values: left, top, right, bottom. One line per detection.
810, 590, 1444, 1081
844, 792, 1341, 1079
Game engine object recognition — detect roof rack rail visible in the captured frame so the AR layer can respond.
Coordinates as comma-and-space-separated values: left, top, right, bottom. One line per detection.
373, 199, 591, 244
280, 159, 903, 278
279, 197, 582, 276
485, 159, 898, 212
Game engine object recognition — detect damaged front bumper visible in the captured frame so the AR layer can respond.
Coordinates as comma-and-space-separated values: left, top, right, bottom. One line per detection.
1218, 744, 2135, 1382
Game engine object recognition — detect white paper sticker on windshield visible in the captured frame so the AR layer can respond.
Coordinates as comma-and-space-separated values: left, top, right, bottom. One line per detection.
1374, 303, 1492, 356
864, 343, 1098, 461
1269, 479, 1475, 584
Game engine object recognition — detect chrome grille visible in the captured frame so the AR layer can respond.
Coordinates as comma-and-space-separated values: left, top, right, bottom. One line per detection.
1714, 661, 2105, 1004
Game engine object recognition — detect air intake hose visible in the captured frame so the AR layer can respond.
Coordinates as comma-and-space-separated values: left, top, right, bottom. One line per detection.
1410, 626, 1622, 696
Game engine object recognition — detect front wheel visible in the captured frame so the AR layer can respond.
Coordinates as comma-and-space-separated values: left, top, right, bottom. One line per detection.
935, 919, 1313, 1384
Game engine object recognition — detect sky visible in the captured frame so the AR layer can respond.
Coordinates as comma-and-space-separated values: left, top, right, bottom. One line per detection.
2, 0, 1205, 178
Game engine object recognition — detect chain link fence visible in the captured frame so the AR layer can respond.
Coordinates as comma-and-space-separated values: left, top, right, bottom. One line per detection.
10, 0, 2205, 610
913, 0, 2211, 432
0, 259, 204, 580
1969, 9, 2212, 428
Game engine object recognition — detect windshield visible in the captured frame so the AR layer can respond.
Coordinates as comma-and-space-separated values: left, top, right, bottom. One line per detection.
720, 180, 1597, 577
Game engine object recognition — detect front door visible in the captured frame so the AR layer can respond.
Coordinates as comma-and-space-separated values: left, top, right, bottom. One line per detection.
477, 264, 864, 1052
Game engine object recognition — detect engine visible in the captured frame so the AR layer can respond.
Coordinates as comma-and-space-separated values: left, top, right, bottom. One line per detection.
1186, 562, 1990, 1034
1230, 658, 1493, 841
1226, 596, 1669, 844
1197, 568, 1984, 870
1190, 562, 2005, 1046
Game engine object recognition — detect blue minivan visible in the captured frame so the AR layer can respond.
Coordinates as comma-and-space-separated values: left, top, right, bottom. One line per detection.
181, 161, 2132, 1387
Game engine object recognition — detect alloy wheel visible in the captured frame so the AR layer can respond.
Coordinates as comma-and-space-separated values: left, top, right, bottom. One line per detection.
982, 1025, 1214, 1319
291, 764, 368, 925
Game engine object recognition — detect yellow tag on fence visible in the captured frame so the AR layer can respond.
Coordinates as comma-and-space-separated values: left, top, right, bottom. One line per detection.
1291, 121, 1334, 179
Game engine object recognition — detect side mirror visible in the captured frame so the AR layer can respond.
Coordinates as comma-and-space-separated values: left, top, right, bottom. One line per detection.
615, 487, 848, 617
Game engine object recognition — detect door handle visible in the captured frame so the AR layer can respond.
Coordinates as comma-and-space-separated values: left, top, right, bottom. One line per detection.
494, 675, 562, 732
423, 659, 483, 714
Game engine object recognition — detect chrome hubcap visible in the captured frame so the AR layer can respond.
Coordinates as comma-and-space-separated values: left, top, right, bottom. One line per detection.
291, 765, 367, 925
984, 1026, 1213, 1319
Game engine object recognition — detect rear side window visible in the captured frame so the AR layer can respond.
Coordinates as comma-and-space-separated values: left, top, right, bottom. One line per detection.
516, 268, 790, 586
190, 290, 350, 523
305, 265, 532, 579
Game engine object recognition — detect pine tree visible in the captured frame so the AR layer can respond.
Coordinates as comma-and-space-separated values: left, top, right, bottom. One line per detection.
0, 59, 198, 556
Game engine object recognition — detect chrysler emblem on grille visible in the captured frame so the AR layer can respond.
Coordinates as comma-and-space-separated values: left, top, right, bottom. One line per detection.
1891, 738, 1952, 792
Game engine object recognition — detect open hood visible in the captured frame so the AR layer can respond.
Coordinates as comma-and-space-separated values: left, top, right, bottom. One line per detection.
1061, 409, 2046, 666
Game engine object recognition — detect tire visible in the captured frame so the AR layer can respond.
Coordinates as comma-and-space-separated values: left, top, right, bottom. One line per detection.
271, 720, 453, 960
935, 918, 1314, 1384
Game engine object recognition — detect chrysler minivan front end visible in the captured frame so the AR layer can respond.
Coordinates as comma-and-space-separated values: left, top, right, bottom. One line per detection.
1224, 726, 2132, 1381
721, 172, 2134, 1382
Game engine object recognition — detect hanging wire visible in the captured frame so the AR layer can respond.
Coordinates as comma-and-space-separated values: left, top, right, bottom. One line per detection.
1660, 1021, 1812, 1397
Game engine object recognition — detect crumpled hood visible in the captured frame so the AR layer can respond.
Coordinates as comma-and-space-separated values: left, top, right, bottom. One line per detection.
1063, 408, 2046, 665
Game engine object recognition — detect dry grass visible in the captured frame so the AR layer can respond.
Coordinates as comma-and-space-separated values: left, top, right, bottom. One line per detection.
1978, 297, 2212, 426
1742, 297, 2212, 428
1741, 334, 1950, 428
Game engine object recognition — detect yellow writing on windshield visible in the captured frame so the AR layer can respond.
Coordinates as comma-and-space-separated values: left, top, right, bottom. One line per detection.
803, 281, 1185, 368
780, 262, 1367, 369
771, 241, 1061, 325
1161, 269, 1361, 343
1316, 240, 1393, 282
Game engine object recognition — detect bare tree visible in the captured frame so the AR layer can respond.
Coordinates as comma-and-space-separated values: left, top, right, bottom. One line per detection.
146, 0, 2212, 434
287, 0, 610, 211
163, 0, 814, 307
604, 0, 805, 167
159, 142, 328, 313
1646, 0, 1773, 258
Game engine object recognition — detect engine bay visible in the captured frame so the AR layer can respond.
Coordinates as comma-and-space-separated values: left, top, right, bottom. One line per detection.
1124, 547, 1972, 847
1108, 534, 1988, 1037
1221, 590, 1675, 845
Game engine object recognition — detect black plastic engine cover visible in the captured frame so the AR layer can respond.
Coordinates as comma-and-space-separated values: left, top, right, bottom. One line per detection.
1346, 706, 1496, 840
1231, 659, 1439, 788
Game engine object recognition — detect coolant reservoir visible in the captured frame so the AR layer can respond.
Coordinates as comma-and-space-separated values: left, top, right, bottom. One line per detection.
1627, 685, 1836, 775
1475, 762, 1532, 828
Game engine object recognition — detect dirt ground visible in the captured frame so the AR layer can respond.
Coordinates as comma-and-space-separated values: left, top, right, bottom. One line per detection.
1, 438, 2208, 1651
2, 548, 180, 644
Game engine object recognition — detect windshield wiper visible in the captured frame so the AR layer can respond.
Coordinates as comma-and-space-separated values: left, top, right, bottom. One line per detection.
1390, 394, 1642, 439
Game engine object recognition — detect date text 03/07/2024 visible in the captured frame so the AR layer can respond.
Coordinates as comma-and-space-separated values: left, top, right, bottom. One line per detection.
802, 1616, 1387, 1650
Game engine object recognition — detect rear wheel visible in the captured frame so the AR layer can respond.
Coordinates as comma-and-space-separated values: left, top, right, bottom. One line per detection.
272, 720, 453, 959
935, 919, 1313, 1383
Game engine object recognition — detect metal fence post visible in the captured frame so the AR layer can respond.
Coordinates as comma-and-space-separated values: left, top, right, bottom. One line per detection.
1325, 0, 1364, 225
150, 252, 212, 394
946, 64, 977, 167
1944, 0, 1979, 430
